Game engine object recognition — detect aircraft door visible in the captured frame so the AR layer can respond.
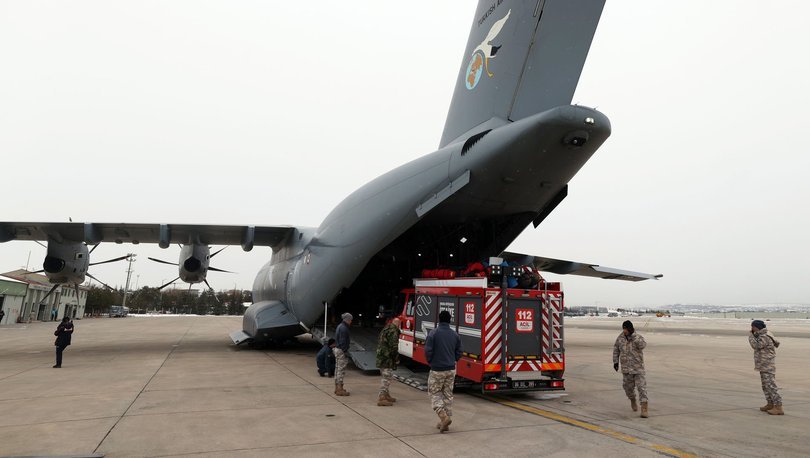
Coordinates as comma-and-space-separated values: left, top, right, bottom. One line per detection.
284, 269, 293, 305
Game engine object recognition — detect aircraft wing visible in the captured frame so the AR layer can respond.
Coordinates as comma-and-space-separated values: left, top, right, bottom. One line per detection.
0, 222, 294, 251
500, 251, 662, 282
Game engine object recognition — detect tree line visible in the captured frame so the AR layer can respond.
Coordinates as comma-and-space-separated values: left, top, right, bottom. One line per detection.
85, 285, 251, 316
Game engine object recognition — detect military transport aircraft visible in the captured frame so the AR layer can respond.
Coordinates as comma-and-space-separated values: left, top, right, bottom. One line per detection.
1, 0, 660, 346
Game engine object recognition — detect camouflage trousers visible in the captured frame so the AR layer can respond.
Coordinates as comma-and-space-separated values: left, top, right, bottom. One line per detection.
428, 369, 456, 416
379, 368, 394, 395
623, 373, 648, 403
334, 348, 348, 385
760, 371, 782, 405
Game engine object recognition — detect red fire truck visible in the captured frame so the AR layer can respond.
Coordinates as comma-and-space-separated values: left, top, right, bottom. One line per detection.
397, 276, 565, 394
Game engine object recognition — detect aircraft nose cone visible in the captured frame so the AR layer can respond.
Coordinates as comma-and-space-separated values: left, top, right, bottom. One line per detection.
184, 257, 202, 272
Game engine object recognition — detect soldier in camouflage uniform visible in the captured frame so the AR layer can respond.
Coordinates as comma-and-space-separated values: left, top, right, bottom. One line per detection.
375, 317, 401, 406
749, 320, 783, 415
334, 312, 352, 396
613, 320, 649, 418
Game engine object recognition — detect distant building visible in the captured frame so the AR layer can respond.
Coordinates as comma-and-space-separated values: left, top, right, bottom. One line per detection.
0, 270, 88, 322
567, 305, 609, 315
0, 276, 28, 324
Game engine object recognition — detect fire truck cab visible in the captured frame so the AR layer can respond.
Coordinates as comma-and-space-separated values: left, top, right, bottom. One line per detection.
397, 277, 565, 394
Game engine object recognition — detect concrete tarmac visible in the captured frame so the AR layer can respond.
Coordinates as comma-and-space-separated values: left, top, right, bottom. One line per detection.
0, 315, 807, 457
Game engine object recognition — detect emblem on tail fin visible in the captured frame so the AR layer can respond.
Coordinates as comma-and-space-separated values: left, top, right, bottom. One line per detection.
465, 8, 511, 90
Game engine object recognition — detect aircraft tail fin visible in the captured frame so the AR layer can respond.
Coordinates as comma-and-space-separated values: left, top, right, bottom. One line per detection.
439, 0, 605, 147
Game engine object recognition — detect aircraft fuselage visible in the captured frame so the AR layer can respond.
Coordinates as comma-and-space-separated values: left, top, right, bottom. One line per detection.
248, 105, 610, 340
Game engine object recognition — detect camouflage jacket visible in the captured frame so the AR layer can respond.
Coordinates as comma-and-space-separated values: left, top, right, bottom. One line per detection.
749, 328, 780, 373
375, 323, 400, 369
613, 332, 646, 375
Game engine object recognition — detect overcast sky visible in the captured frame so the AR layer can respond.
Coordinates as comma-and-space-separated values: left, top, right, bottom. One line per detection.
1, 1, 808, 308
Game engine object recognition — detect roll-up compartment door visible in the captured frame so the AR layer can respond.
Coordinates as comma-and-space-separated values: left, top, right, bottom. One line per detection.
507, 298, 542, 359
457, 297, 483, 359
414, 294, 437, 343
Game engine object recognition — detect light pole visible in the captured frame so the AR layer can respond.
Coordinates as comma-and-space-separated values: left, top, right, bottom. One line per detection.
122, 254, 137, 307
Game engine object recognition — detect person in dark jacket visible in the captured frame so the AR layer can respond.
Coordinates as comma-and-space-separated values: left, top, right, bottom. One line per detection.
334, 312, 352, 396
53, 316, 74, 368
425, 310, 462, 432
317, 338, 337, 377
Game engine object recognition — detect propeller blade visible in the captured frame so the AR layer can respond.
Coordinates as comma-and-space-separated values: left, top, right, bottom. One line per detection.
208, 266, 234, 273
148, 257, 179, 266
204, 279, 221, 303
35, 241, 47, 248
38, 284, 61, 306
89, 244, 100, 254
29, 269, 45, 274
86, 273, 115, 290
89, 255, 130, 266
210, 246, 227, 258
157, 277, 181, 290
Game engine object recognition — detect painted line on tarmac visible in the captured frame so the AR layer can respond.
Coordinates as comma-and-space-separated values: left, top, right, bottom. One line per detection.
485, 396, 697, 458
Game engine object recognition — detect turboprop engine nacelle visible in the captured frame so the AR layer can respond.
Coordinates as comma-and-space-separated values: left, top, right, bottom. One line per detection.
43, 241, 89, 285
150, 244, 230, 291
178, 244, 210, 284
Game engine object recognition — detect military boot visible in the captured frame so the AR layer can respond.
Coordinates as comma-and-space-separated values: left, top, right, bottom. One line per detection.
630, 398, 638, 412
759, 403, 774, 412
767, 404, 784, 415
377, 394, 393, 406
438, 410, 452, 432
640, 402, 649, 418
335, 384, 350, 396
383, 392, 397, 403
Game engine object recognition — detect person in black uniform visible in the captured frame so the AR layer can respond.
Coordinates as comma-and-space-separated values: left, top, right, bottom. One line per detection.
53, 317, 74, 368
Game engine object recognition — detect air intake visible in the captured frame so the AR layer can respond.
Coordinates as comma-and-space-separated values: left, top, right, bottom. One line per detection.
43, 256, 66, 273
184, 257, 202, 272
